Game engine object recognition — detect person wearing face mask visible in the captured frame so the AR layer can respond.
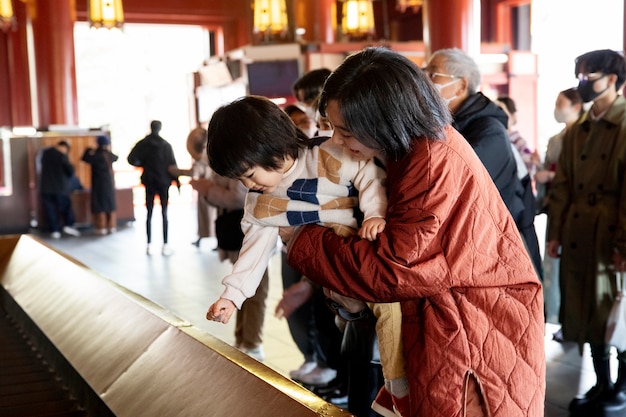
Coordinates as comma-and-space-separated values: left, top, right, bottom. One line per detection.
546, 49, 626, 417
425, 48, 543, 280
534, 88, 583, 330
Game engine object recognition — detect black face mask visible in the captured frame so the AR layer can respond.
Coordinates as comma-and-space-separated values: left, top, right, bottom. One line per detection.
578, 75, 608, 103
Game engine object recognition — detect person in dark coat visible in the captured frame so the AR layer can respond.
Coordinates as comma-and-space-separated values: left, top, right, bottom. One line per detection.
425, 48, 543, 279
82, 134, 119, 235
39, 140, 81, 239
128, 120, 189, 255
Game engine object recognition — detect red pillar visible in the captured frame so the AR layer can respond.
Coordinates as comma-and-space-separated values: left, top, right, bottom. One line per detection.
317, 0, 335, 44
7, 0, 33, 126
30, 0, 78, 127
423, 0, 480, 58
0, 32, 11, 127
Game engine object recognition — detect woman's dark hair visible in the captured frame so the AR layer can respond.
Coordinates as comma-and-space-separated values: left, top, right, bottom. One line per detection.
292, 68, 332, 105
318, 47, 451, 160
560, 87, 583, 116
496, 96, 517, 115
207, 95, 309, 178
575, 49, 626, 89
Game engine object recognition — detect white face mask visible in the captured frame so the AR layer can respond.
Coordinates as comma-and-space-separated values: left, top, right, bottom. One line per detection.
434, 78, 460, 104
554, 107, 575, 124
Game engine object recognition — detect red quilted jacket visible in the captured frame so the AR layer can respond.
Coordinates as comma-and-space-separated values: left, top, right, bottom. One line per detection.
288, 126, 546, 416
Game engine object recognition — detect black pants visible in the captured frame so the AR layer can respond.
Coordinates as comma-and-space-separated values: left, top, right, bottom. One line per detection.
145, 184, 170, 244
41, 193, 75, 232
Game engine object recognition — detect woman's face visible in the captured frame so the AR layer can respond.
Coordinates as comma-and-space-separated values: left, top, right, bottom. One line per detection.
325, 100, 381, 161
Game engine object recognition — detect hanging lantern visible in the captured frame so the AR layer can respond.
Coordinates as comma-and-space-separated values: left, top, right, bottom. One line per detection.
0, 0, 15, 32
253, 0, 288, 34
341, 0, 375, 38
88, 0, 124, 29
396, 0, 424, 13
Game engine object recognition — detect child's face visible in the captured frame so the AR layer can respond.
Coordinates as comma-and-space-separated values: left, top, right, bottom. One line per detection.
289, 110, 317, 138
325, 99, 380, 161
238, 164, 286, 193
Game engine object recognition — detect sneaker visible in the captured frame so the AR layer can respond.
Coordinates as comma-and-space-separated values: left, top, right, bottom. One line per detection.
313, 376, 348, 405
298, 366, 337, 386
239, 345, 265, 361
146, 244, 153, 255
289, 361, 317, 380
162, 244, 173, 256
94, 228, 107, 236
108, 227, 117, 234
50, 231, 61, 239
371, 387, 409, 417
372, 387, 398, 417
62, 226, 81, 237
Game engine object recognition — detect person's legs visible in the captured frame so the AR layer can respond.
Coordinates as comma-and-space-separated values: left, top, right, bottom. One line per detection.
145, 186, 156, 245
106, 211, 117, 232
234, 268, 269, 360
281, 252, 317, 365
570, 343, 613, 415
299, 290, 343, 386
41, 193, 61, 233
157, 185, 170, 244
371, 302, 405, 381
58, 194, 76, 227
92, 212, 107, 234
370, 302, 409, 416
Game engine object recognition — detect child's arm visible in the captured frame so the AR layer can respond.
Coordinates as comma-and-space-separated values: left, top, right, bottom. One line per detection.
359, 217, 386, 241
206, 217, 279, 323
207, 298, 236, 323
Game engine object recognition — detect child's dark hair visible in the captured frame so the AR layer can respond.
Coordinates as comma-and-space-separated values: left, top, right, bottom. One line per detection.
575, 49, 626, 89
207, 95, 309, 178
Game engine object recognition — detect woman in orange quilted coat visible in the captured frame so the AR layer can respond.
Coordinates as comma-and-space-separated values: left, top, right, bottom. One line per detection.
283, 47, 546, 416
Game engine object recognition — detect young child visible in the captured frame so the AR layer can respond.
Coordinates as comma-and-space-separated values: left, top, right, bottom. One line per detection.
206, 95, 409, 416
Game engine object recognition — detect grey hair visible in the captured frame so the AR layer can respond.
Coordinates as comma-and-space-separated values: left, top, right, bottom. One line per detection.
431, 48, 481, 94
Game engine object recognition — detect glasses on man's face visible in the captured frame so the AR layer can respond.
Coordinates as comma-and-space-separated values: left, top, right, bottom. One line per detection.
577, 72, 605, 83
423, 69, 459, 82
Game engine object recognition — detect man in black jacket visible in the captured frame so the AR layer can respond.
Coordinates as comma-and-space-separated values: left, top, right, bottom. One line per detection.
39, 140, 81, 239
128, 120, 189, 255
425, 48, 542, 279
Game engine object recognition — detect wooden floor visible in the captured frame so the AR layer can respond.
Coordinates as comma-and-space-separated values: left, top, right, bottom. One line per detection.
34, 195, 611, 417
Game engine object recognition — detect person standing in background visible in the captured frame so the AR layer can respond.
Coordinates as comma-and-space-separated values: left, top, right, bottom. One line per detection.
186, 122, 216, 248
39, 140, 81, 239
425, 48, 543, 279
547, 49, 626, 416
128, 120, 190, 256
496, 96, 537, 176
535, 87, 582, 328
81, 134, 119, 235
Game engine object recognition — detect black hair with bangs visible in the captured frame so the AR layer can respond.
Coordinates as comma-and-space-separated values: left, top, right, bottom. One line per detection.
207, 95, 309, 179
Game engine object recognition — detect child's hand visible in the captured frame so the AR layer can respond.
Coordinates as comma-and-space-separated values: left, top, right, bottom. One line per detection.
206, 298, 236, 324
359, 217, 386, 241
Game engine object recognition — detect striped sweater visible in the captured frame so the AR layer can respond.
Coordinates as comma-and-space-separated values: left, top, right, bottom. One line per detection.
221, 140, 387, 308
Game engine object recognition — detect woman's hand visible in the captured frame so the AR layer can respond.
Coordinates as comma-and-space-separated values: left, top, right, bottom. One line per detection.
190, 178, 213, 196
547, 240, 561, 258
275, 279, 315, 319
534, 169, 554, 184
614, 249, 626, 272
